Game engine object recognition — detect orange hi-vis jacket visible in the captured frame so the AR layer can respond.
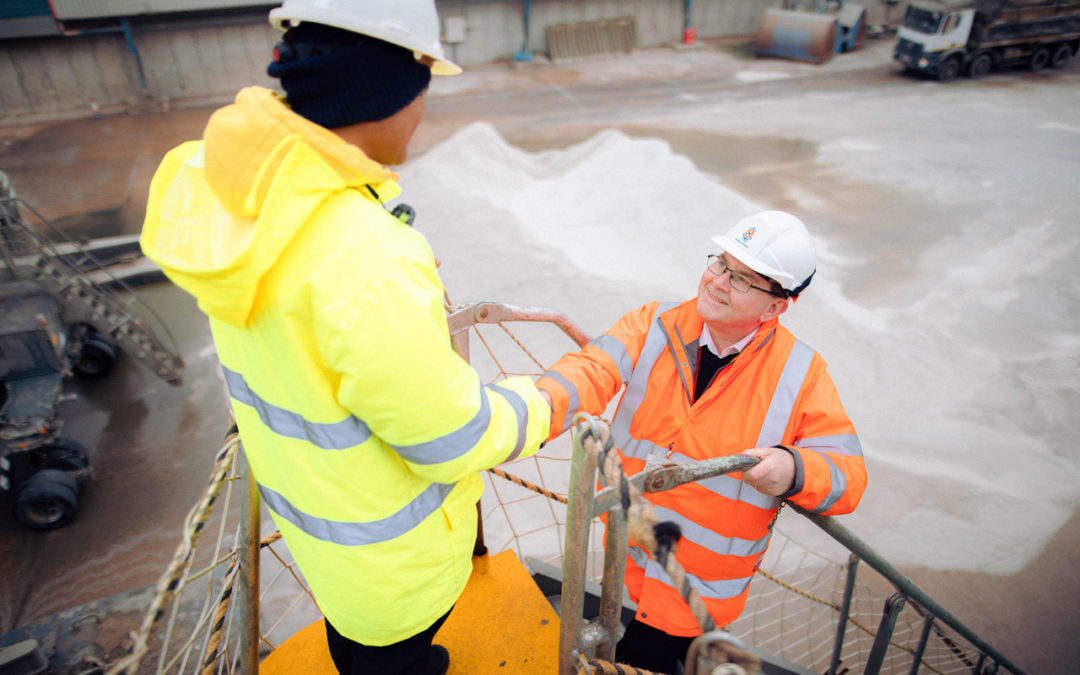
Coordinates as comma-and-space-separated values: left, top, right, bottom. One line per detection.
537, 300, 866, 636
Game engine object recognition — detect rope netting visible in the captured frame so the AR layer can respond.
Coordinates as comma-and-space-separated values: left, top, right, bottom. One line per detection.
105, 311, 991, 674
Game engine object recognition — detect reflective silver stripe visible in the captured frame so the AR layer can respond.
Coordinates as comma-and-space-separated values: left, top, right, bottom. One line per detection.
629, 544, 753, 600
259, 480, 455, 546
614, 434, 664, 462
799, 433, 863, 457
664, 324, 694, 402
541, 369, 579, 433
393, 383, 492, 465
610, 304, 676, 448
490, 384, 528, 463
653, 505, 770, 557
592, 334, 633, 385
667, 450, 779, 510
809, 450, 846, 513
223, 365, 371, 450
755, 340, 814, 447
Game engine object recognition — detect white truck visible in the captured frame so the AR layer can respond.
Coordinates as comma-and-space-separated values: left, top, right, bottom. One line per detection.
894, 0, 1080, 80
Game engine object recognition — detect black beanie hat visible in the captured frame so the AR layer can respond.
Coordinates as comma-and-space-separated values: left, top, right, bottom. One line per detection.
267, 23, 432, 129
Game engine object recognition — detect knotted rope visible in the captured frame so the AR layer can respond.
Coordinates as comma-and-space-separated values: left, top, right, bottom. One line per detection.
106, 427, 240, 675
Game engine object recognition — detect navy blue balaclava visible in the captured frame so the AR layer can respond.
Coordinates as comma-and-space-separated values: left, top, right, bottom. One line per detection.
267, 23, 432, 128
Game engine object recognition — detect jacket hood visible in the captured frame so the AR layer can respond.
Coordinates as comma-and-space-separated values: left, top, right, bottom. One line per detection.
140, 86, 400, 327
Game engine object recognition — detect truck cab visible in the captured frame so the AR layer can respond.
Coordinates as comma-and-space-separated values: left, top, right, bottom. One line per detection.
895, 0, 976, 79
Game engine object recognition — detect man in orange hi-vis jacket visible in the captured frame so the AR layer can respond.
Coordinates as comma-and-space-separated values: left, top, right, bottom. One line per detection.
537, 210, 867, 674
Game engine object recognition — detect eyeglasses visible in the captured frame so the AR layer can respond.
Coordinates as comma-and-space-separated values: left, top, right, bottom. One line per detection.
706, 255, 786, 297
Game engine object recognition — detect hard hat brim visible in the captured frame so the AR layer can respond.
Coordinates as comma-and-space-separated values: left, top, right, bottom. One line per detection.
711, 233, 796, 290
428, 57, 462, 76
270, 10, 461, 76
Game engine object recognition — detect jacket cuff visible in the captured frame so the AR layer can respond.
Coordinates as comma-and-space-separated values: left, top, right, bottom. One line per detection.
535, 375, 568, 441
775, 444, 803, 499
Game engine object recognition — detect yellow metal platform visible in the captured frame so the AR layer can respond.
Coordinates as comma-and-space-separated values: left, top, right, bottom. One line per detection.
260, 550, 560, 673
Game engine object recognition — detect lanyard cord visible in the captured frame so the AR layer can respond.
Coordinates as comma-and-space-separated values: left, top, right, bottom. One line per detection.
366, 184, 415, 226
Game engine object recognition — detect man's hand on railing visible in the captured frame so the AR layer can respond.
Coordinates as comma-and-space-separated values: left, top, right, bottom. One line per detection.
741, 446, 796, 496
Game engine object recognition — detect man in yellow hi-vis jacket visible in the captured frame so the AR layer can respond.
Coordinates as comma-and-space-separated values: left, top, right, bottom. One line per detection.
140, 2, 551, 673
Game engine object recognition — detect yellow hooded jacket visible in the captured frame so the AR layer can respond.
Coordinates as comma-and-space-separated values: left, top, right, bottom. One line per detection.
141, 86, 551, 645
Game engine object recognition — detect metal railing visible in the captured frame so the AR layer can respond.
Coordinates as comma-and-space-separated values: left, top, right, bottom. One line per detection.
101, 303, 1026, 675
559, 414, 1025, 675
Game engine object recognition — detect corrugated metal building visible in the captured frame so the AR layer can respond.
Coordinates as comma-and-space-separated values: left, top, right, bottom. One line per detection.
48, 0, 275, 20
0, 0, 797, 124
0, 0, 61, 39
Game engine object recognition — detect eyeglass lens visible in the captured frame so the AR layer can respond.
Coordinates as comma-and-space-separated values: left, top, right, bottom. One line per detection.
707, 255, 752, 292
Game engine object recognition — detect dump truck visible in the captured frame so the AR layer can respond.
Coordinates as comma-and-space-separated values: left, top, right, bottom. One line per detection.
894, 0, 1080, 80
0, 171, 183, 530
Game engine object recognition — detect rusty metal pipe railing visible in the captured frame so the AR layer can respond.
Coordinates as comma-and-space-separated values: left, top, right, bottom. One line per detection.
446, 301, 592, 349
561, 417, 759, 675
238, 449, 261, 674
561, 418, 1025, 675
595, 502, 627, 662
559, 417, 604, 675
591, 454, 759, 517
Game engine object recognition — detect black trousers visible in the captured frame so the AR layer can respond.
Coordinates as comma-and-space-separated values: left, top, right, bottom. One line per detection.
614, 619, 695, 674
324, 608, 451, 675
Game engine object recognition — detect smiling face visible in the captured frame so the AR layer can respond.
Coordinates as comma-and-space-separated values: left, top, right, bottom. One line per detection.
696, 252, 789, 348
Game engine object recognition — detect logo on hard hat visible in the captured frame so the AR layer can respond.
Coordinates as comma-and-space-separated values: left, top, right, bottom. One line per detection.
739, 226, 757, 245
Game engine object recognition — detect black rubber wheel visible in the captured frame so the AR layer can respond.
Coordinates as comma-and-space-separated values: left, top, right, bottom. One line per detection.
15, 469, 79, 530
967, 53, 992, 78
937, 58, 961, 82
72, 332, 118, 379
1050, 43, 1072, 68
43, 438, 88, 472
1029, 47, 1050, 71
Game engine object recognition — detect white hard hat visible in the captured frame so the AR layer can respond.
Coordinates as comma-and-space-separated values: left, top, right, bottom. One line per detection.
269, 0, 461, 75
712, 211, 817, 296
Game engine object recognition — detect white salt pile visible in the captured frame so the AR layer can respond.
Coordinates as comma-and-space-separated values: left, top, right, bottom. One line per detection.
397, 121, 1080, 575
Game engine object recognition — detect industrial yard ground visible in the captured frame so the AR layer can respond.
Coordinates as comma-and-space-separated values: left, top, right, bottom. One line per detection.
2, 34, 1079, 673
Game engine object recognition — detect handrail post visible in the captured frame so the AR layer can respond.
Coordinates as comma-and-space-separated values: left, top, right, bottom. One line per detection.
908, 615, 934, 675
864, 592, 906, 674
238, 448, 261, 673
828, 553, 859, 675
595, 504, 627, 661
559, 419, 601, 675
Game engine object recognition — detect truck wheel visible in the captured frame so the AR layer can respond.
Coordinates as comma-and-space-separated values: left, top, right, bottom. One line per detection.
967, 53, 992, 79
15, 469, 79, 530
1050, 44, 1072, 68
937, 58, 961, 82
1029, 47, 1050, 71
72, 328, 118, 379
44, 439, 88, 472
